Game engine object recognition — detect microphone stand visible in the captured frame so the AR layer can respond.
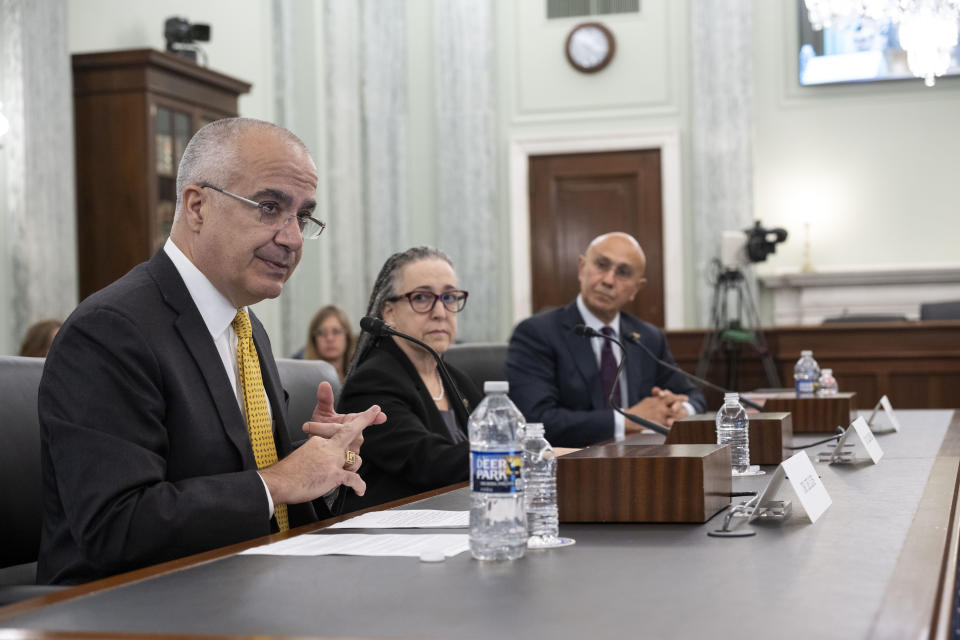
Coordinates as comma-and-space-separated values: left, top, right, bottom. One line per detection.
359, 317, 470, 415
575, 326, 670, 436
623, 331, 763, 412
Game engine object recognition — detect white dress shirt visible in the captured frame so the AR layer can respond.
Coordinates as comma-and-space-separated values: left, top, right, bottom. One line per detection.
163, 239, 276, 517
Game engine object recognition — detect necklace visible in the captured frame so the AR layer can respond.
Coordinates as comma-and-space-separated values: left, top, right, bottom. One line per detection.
430, 369, 445, 402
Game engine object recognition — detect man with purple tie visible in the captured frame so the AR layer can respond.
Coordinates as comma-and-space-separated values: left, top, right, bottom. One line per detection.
505, 232, 705, 447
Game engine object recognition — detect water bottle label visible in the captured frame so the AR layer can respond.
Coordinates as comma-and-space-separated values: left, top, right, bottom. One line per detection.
470, 450, 522, 493
795, 380, 814, 394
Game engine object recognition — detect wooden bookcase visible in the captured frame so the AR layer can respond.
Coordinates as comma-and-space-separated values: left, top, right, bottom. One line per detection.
72, 48, 251, 299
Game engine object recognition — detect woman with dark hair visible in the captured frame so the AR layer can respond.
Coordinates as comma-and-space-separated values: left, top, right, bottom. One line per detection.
303, 305, 355, 382
337, 246, 481, 511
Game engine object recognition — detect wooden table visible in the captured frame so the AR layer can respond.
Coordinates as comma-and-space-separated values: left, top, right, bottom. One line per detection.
1, 410, 958, 639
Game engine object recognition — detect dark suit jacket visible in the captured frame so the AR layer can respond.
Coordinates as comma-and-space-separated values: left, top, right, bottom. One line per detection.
504, 302, 707, 447
37, 250, 325, 585
337, 337, 482, 512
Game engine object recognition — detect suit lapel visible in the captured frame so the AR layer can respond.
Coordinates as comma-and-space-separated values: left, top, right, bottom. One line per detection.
558, 303, 606, 410
147, 251, 254, 467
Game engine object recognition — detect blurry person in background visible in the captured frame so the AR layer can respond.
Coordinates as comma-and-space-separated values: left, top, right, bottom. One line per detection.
19, 319, 61, 357
303, 305, 356, 382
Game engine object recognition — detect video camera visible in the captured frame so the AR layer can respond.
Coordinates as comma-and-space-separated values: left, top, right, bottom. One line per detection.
164, 17, 211, 63
720, 221, 788, 270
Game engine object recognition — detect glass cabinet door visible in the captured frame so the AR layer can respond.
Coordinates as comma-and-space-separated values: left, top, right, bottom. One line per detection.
154, 105, 194, 251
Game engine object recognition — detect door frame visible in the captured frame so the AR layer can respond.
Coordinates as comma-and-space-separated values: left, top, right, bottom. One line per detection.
509, 128, 685, 329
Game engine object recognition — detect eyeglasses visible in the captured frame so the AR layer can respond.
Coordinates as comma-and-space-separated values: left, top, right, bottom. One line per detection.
201, 184, 326, 239
388, 290, 469, 314
314, 328, 345, 338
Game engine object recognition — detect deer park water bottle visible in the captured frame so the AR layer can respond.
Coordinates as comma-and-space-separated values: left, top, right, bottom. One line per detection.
716, 392, 752, 475
469, 381, 526, 561
793, 350, 820, 397
522, 423, 560, 548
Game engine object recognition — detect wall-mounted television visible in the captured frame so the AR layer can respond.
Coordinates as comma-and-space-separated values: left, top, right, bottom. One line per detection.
797, 2, 960, 86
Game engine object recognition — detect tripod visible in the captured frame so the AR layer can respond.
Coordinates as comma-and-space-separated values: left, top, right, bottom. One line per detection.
695, 264, 780, 392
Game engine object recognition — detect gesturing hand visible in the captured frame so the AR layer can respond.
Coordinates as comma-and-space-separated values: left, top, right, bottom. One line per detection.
261, 404, 385, 504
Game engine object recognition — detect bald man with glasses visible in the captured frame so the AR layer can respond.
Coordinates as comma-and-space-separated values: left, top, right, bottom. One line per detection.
505, 232, 706, 447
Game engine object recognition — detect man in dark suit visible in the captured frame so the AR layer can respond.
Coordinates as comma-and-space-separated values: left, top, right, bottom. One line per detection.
505, 232, 706, 447
38, 118, 385, 585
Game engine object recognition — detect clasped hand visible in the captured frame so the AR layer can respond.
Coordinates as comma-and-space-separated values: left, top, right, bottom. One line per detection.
625, 386, 690, 430
259, 381, 386, 504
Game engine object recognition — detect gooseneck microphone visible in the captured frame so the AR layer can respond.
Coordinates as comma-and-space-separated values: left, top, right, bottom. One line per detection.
622, 330, 763, 411
359, 316, 469, 412
573, 324, 670, 436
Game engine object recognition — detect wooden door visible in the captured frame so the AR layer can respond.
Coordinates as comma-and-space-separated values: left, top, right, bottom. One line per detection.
529, 150, 664, 326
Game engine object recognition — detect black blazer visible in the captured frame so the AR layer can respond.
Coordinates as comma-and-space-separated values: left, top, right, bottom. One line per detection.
337, 337, 482, 512
37, 250, 324, 585
504, 302, 707, 447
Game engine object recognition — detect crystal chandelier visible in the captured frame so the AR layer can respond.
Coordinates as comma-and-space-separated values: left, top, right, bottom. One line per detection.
804, 0, 960, 85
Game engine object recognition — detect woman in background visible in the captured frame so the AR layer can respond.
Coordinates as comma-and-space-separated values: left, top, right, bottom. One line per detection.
19, 319, 61, 357
336, 246, 481, 511
303, 305, 355, 382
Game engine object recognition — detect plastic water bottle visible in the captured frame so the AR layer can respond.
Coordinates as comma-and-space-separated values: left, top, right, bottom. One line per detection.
522, 423, 559, 548
794, 350, 820, 397
469, 381, 526, 561
817, 368, 838, 396
716, 392, 751, 475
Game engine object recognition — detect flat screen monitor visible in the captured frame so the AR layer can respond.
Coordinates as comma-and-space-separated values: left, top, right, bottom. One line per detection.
797, 2, 960, 86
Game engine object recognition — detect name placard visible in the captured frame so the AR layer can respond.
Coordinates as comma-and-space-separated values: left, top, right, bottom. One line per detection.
867, 394, 901, 433
850, 416, 884, 463
782, 451, 832, 524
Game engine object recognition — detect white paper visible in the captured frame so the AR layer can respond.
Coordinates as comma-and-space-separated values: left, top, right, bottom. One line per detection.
327, 510, 468, 529
239, 533, 470, 558
782, 451, 832, 524
880, 395, 902, 433
850, 417, 884, 464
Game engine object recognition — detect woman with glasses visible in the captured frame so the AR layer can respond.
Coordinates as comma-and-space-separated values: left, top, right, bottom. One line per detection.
337, 246, 481, 511
303, 305, 355, 382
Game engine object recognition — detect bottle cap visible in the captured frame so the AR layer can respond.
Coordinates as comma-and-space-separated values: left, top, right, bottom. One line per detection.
483, 381, 509, 393
723, 392, 740, 402
419, 549, 446, 563
801, 350, 813, 356
822, 368, 832, 375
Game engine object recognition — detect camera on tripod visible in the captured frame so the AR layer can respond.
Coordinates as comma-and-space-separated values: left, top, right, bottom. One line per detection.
721, 221, 788, 271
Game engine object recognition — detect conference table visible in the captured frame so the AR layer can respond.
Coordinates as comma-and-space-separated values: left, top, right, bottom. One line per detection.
1, 409, 958, 639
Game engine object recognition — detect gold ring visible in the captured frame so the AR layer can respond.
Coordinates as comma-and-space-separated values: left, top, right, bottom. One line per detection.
344, 450, 358, 469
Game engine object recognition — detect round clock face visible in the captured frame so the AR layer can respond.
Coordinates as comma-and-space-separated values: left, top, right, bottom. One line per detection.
565, 23, 615, 73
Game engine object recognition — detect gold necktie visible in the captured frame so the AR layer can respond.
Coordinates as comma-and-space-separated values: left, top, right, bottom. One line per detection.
232, 310, 289, 532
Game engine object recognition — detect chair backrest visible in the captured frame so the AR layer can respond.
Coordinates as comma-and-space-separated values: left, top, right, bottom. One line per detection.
0, 356, 46, 570
822, 313, 908, 324
275, 358, 341, 443
442, 342, 509, 394
920, 300, 960, 321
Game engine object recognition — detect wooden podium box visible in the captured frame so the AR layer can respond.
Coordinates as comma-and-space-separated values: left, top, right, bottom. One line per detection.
747, 392, 857, 433
557, 444, 731, 523
665, 412, 793, 465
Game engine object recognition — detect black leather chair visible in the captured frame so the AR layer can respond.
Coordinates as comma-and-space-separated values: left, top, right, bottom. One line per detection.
0, 356, 65, 604
275, 357, 341, 443
443, 342, 509, 393
920, 300, 960, 321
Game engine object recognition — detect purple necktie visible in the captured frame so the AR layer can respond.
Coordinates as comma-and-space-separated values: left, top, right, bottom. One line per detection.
600, 326, 621, 408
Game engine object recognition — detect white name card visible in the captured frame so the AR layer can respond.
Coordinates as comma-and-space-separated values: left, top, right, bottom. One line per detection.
782, 451, 832, 524
880, 395, 902, 433
850, 416, 884, 464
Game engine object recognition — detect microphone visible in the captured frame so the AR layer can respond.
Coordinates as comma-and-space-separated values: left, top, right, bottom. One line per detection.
623, 331, 763, 411
359, 316, 469, 412
573, 324, 670, 436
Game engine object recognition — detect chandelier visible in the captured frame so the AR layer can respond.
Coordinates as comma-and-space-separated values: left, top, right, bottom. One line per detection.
804, 0, 960, 85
